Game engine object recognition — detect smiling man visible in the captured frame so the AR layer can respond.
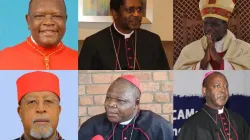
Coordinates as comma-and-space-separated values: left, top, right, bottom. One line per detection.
78, 0, 169, 70
0, 0, 77, 70
15, 71, 63, 140
177, 71, 250, 140
174, 0, 250, 70
78, 75, 173, 140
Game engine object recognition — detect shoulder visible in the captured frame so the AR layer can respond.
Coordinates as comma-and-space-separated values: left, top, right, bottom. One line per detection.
235, 39, 250, 49
227, 109, 248, 124
62, 45, 78, 57
138, 29, 160, 39
79, 113, 106, 129
181, 110, 205, 127
84, 27, 110, 42
1, 41, 25, 54
138, 110, 172, 128
0, 41, 27, 58
183, 40, 202, 51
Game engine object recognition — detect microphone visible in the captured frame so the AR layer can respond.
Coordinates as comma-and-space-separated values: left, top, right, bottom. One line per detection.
91, 135, 104, 140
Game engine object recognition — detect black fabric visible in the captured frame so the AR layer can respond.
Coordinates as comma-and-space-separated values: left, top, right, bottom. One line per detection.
78, 24, 170, 70
78, 110, 173, 140
177, 105, 250, 140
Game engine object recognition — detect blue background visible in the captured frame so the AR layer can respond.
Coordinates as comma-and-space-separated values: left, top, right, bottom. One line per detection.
0, 0, 78, 50
0, 70, 78, 139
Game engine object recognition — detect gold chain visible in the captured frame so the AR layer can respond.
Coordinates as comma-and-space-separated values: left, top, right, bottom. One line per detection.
26, 40, 63, 70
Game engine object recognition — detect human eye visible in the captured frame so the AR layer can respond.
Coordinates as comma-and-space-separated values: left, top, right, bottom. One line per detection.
117, 99, 126, 103
213, 84, 220, 88
137, 7, 144, 13
106, 96, 111, 100
45, 100, 54, 104
33, 14, 45, 20
52, 14, 64, 19
27, 100, 37, 106
125, 7, 135, 13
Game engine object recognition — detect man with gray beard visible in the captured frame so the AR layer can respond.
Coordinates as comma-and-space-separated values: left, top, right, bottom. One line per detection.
14, 71, 64, 140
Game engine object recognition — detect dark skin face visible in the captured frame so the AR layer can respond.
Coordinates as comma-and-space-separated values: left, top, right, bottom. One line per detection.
202, 73, 229, 110
203, 17, 228, 42
112, 0, 143, 34
26, 0, 67, 48
104, 79, 140, 123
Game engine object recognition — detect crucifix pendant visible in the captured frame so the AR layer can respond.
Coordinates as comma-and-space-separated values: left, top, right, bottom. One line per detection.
44, 57, 50, 70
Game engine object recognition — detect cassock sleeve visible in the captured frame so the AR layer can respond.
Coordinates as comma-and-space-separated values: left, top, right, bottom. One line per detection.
241, 117, 250, 140
78, 37, 99, 70
155, 35, 170, 70
157, 121, 173, 140
177, 123, 197, 140
78, 119, 95, 140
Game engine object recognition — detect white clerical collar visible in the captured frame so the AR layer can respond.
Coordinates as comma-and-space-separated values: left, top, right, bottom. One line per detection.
120, 118, 133, 125
206, 103, 224, 114
218, 106, 224, 114
31, 36, 38, 45
214, 36, 225, 53
31, 36, 60, 47
113, 23, 134, 39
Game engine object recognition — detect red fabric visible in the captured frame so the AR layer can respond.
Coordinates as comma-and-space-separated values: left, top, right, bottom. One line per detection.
120, 75, 141, 93
210, 52, 226, 70
208, 0, 216, 4
0, 36, 78, 70
201, 7, 232, 20
16, 71, 60, 102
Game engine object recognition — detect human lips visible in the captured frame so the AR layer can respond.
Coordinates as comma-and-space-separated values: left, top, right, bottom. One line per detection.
40, 29, 58, 36
33, 118, 50, 125
217, 94, 227, 101
106, 111, 118, 117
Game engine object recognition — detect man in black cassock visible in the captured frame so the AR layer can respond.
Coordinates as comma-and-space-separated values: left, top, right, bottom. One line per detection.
78, 0, 170, 70
177, 71, 250, 140
78, 75, 173, 140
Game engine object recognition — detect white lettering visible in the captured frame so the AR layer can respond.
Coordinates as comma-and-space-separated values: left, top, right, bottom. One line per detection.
174, 109, 198, 120
173, 128, 181, 136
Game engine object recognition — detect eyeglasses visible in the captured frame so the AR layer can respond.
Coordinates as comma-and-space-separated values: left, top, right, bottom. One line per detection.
124, 7, 144, 14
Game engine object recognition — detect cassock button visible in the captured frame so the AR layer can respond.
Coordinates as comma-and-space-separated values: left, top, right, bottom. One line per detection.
124, 137, 127, 140
225, 128, 228, 131
227, 133, 230, 135
129, 57, 132, 59
222, 117, 225, 120
128, 48, 131, 51
129, 66, 133, 69
224, 123, 227, 125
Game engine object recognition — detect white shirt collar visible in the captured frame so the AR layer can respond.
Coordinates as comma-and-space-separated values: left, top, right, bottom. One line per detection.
214, 36, 225, 53
31, 36, 38, 45
206, 103, 224, 114
218, 106, 224, 114
113, 23, 134, 39
31, 36, 61, 47
120, 118, 133, 125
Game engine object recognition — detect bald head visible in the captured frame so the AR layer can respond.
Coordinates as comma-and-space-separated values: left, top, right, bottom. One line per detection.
28, 0, 67, 15
202, 72, 228, 88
